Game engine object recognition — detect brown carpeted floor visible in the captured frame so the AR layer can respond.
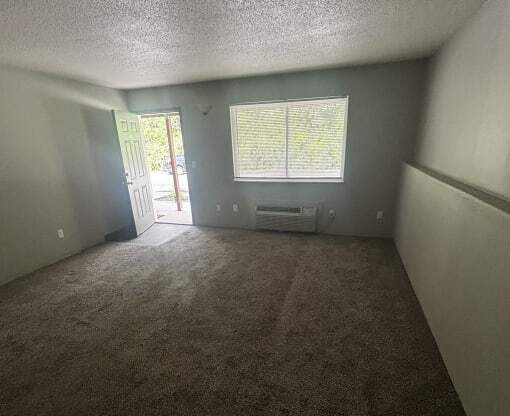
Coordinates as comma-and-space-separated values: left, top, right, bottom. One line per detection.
0, 225, 465, 415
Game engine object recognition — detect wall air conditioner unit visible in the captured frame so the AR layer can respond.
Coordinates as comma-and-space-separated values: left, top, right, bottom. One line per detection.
255, 205, 317, 233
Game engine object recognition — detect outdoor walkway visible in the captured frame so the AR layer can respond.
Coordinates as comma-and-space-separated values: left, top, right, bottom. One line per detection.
155, 200, 192, 225
151, 171, 192, 225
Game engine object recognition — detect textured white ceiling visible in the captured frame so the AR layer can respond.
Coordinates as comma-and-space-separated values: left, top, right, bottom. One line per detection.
0, 0, 485, 89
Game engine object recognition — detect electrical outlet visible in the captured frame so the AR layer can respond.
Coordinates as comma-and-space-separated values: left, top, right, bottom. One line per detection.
328, 209, 335, 218
191, 161, 197, 169
233, 203, 239, 213
216, 204, 221, 212
57, 228, 65, 239
376, 211, 384, 220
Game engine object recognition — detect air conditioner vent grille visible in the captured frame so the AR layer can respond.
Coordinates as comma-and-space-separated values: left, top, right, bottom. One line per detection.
257, 206, 302, 214
255, 205, 317, 233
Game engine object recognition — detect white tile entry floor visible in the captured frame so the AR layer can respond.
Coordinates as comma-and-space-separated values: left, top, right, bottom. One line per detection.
122, 223, 193, 246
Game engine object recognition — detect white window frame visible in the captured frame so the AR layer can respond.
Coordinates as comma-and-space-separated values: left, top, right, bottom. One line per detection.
229, 97, 349, 183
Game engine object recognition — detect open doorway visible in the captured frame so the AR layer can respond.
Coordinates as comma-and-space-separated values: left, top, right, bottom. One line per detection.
140, 112, 192, 225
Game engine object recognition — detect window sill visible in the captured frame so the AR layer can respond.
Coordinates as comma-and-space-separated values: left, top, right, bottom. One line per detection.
233, 177, 344, 183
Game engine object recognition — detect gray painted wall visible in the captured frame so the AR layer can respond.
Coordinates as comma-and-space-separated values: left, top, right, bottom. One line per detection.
0, 65, 131, 285
414, 0, 510, 199
395, 165, 510, 416
127, 60, 427, 237
395, 1, 510, 415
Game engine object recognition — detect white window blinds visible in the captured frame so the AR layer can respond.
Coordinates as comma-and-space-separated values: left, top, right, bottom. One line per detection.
230, 97, 348, 181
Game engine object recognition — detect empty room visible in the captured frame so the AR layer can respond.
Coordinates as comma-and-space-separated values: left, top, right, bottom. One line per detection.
0, 1, 508, 415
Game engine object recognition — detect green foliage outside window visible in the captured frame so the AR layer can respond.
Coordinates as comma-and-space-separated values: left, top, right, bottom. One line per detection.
141, 115, 184, 171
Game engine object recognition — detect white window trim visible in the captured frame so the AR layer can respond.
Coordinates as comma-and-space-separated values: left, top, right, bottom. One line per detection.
229, 97, 349, 183
233, 177, 344, 183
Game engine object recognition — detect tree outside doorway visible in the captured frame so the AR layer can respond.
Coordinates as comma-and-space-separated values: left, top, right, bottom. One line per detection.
140, 114, 192, 224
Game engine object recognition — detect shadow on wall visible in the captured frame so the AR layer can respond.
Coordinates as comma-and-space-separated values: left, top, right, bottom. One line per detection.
42, 97, 132, 248
0, 64, 132, 284
82, 106, 132, 232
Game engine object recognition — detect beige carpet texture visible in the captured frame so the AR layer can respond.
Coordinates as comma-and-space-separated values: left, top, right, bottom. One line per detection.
0, 225, 465, 415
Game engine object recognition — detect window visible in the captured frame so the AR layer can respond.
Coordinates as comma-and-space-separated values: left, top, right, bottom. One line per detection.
230, 97, 348, 182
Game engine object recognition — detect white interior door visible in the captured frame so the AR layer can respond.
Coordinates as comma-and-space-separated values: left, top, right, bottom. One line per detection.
113, 110, 154, 235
